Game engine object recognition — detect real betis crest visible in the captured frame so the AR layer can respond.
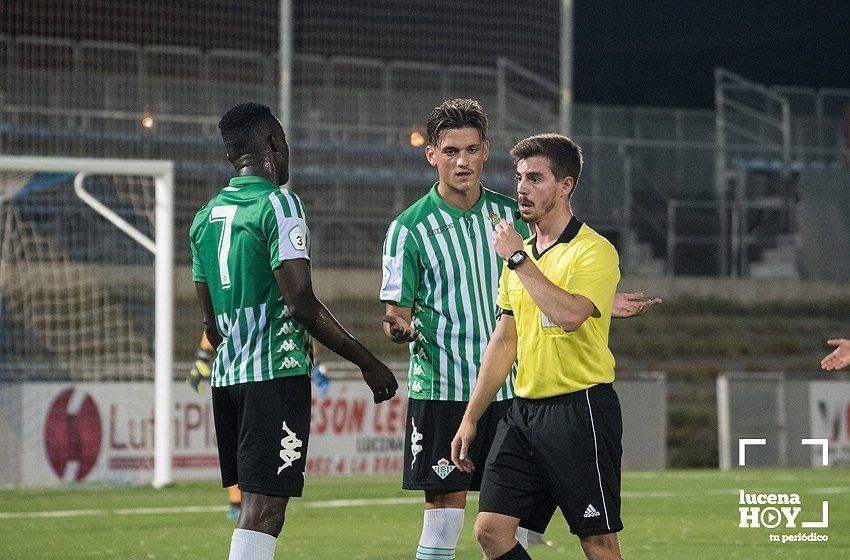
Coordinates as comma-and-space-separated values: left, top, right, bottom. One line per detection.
488, 212, 501, 226
432, 457, 456, 480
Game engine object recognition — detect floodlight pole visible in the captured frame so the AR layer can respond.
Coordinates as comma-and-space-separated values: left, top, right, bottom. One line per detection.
559, 0, 574, 135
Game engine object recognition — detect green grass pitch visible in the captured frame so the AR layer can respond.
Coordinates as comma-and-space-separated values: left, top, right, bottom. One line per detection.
1, 469, 848, 559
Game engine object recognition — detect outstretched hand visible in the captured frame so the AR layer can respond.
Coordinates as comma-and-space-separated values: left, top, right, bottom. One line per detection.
821, 338, 850, 371
383, 314, 418, 343
612, 292, 662, 318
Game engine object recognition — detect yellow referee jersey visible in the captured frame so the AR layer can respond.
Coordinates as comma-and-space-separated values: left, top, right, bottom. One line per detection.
496, 217, 620, 399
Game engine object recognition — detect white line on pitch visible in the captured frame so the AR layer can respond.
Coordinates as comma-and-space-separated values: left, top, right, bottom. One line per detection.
0, 497, 424, 520
1, 486, 847, 520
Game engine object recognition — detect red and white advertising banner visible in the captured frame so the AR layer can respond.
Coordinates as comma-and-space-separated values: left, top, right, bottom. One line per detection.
307, 380, 407, 476
808, 381, 850, 467
20, 380, 408, 487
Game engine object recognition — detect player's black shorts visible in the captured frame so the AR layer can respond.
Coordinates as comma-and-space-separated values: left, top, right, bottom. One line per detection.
212, 374, 311, 498
479, 383, 623, 536
403, 398, 512, 492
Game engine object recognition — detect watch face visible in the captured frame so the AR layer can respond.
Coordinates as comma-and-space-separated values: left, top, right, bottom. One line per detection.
510, 253, 523, 264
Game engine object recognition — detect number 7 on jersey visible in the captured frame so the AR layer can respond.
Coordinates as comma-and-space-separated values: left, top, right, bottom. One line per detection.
210, 205, 237, 289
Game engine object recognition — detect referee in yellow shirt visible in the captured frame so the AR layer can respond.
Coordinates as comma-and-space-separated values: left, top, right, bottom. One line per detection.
452, 134, 623, 560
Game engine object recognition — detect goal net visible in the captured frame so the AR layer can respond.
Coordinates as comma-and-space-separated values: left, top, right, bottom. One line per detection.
0, 156, 174, 487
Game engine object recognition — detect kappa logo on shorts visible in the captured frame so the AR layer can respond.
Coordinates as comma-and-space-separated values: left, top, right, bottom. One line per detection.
583, 504, 601, 518
277, 421, 303, 475
410, 419, 423, 468
431, 458, 456, 480
276, 305, 291, 320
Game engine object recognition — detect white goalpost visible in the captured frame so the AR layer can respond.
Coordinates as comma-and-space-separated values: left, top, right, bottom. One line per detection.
0, 155, 175, 488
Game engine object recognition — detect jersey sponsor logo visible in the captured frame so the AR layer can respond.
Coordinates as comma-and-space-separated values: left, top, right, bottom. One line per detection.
281, 357, 301, 369
431, 458, 456, 480
410, 419, 423, 468
277, 421, 303, 474
288, 225, 306, 251
583, 504, 601, 518
275, 340, 296, 353
427, 223, 455, 237
276, 322, 295, 336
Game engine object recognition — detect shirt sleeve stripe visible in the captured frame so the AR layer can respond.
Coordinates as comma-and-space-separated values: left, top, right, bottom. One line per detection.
380, 223, 408, 302
268, 192, 310, 262
279, 189, 300, 218
288, 190, 307, 219
268, 192, 289, 240
384, 220, 399, 257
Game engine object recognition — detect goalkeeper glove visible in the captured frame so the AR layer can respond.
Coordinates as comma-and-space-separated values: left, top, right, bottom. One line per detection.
186, 346, 214, 393
311, 361, 330, 396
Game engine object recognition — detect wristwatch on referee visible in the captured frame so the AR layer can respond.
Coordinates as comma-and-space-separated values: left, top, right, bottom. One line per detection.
507, 250, 528, 270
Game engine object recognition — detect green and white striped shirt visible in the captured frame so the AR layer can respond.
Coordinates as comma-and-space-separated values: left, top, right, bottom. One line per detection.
189, 175, 312, 387
380, 183, 530, 401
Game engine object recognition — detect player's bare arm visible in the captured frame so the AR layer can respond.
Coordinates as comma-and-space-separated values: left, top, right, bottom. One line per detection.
493, 219, 594, 332
274, 259, 398, 403
194, 282, 223, 350
821, 338, 850, 371
451, 314, 518, 473
612, 291, 662, 318
382, 303, 418, 343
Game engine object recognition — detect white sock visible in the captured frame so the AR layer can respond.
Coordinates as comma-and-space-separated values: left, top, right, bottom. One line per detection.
515, 527, 529, 549
229, 528, 277, 560
416, 507, 464, 560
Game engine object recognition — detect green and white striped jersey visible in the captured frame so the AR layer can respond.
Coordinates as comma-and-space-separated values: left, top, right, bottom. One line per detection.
381, 183, 530, 401
189, 175, 312, 387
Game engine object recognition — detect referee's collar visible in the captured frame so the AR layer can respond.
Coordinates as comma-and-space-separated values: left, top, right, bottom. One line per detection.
428, 182, 486, 218
528, 216, 583, 259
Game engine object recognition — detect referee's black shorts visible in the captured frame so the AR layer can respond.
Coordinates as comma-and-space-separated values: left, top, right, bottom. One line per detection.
478, 382, 623, 536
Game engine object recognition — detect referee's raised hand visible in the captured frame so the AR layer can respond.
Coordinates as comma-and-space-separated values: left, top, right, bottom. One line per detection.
493, 219, 524, 260
451, 419, 477, 473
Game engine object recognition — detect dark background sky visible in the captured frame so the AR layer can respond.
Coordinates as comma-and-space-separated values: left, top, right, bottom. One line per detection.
4, 1, 848, 110
574, 0, 850, 108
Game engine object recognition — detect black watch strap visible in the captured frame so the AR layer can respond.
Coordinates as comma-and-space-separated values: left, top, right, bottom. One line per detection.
507, 250, 527, 270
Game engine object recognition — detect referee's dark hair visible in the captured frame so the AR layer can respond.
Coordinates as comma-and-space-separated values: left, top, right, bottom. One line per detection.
511, 134, 584, 196
218, 102, 280, 159
426, 98, 488, 147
